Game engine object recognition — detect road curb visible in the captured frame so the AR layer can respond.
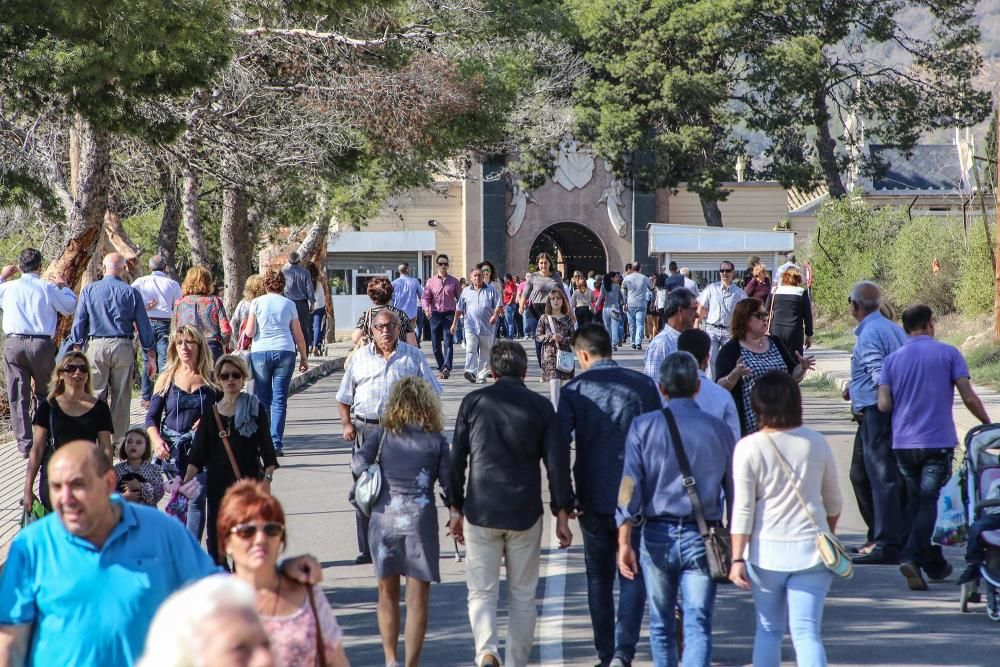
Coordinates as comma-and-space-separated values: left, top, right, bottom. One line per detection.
288, 356, 347, 396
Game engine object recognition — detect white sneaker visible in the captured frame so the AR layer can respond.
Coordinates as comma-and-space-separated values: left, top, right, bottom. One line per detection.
608, 658, 628, 667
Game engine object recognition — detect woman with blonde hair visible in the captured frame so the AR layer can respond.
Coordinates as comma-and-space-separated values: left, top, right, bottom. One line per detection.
23, 351, 113, 510
231, 274, 266, 349
765, 266, 814, 357
174, 265, 232, 360
745, 263, 771, 301
352, 377, 449, 667
146, 326, 219, 540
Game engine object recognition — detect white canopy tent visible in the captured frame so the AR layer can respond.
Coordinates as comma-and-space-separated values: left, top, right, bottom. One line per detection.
648, 224, 794, 284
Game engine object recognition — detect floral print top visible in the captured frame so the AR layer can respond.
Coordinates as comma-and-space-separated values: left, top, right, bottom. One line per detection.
260, 584, 344, 667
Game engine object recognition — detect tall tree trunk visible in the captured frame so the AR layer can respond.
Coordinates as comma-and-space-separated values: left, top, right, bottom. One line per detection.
296, 214, 331, 261
182, 165, 212, 267
812, 88, 847, 198
221, 185, 252, 318
699, 195, 724, 227
156, 159, 182, 277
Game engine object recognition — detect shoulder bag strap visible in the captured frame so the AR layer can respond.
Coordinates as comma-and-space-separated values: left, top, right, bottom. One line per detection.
374, 429, 386, 465
212, 405, 243, 481
662, 407, 711, 538
761, 433, 822, 532
304, 584, 327, 667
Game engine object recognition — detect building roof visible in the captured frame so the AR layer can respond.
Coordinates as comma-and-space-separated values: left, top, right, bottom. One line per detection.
858, 144, 970, 196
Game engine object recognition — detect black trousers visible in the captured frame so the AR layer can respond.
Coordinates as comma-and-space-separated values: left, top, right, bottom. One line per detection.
857, 405, 903, 550
293, 299, 311, 348
849, 424, 875, 543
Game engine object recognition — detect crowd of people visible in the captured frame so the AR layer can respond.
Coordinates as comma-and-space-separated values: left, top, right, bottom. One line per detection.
0, 243, 992, 667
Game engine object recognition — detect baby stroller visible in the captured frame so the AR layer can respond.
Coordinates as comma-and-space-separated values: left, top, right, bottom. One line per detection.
960, 423, 1000, 619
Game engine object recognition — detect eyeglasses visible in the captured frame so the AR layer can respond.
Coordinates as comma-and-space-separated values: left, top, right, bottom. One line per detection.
61, 364, 88, 375
437, 261, 449, 267
230, 522, 285, 540
719, 268, 734, 274
373, 322, 398, 332
752, 311, 768, 321
219, 372, 244, 381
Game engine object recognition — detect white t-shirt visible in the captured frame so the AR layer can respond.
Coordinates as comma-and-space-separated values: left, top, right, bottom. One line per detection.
250, 293, 298, 352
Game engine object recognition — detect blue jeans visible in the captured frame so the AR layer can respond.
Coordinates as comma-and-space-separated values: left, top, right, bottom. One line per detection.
524, 308, 538, 338
310, 308, 326, 348
579, 512, 648, 664
627, 306, 645, 346
505, 303, 518, 338
640, 519, 716, 667
429, 311, 455, 371
602, 308, 621, 347
250, 350, 296, 451
186, 470, 208, 541
141, 319, 172, 401
748, 563, 833, 667
896, 447, 952, 572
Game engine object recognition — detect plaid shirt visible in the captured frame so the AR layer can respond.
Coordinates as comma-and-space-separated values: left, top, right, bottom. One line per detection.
335, 342, 441, 419
643, 324, 682, 380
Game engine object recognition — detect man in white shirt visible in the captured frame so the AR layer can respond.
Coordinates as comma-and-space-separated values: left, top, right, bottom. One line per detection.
696, 260, 746, 378
680, 267, 699, 297
0, 248, 77, 457
677, 328, 741, 440
131, 255, 181, 405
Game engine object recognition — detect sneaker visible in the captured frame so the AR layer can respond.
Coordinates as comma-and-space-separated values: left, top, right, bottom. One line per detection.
354, 553, 373, 565
442, 369, 451, 379
463, 371, 477, 383
636, 343, 642, 351
609, 658, 629, 667
478, 378, 487, 384
899, 561, 928, 591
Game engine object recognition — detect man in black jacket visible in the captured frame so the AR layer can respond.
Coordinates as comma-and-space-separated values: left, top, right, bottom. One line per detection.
449, 341, 574, 667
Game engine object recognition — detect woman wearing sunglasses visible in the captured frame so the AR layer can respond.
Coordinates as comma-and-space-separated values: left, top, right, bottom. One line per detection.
714, 298, 815, 436
182, 355, 278, 563
23, 351, 113, 510
220, 481, 351, 667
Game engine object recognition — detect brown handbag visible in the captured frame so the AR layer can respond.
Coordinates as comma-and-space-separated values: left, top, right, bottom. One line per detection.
305, 584, 327, 667
212, 405, 243, 481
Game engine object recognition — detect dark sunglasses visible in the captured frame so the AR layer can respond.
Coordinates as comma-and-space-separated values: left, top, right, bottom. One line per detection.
437, 261, 449, 266
219, 372, 244, 381
719, 268, 734, 273
752, 311, 768, 320
61, 364, 88, 375
230, 522, 284, 539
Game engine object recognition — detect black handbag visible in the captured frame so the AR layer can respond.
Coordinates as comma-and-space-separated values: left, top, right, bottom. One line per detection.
662, 408, 732, 584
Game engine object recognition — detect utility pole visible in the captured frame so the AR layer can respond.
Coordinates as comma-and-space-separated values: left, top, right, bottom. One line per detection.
995, 102, 1000, 340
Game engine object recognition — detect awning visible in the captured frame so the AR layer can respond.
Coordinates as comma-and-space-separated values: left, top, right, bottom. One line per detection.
328, 230, 437, 253
648, 224, 794, 254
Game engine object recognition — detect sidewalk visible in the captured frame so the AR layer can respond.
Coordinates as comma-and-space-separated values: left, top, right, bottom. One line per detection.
811, 344, 1000, 438
0, 343, 353, 560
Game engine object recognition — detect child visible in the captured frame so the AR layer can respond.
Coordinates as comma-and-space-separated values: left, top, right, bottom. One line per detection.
534, 288, 576, 405
114, 428, 165, 507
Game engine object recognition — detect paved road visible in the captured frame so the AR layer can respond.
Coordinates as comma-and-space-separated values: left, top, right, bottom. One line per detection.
272, 341, 995, 667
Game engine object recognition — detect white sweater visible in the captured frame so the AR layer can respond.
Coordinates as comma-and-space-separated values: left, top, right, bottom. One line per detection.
731, 427, 844, 571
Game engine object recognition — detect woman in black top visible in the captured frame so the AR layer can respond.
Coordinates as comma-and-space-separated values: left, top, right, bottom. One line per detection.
146, 325, 218, 540
24, 351, 113, 510
183, 355, 278, 563
765, 266, 814, 357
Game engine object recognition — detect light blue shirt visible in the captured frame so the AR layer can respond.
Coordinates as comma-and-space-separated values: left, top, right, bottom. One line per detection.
849, 311, 906, 411
391, 275, 424, 319
695, 370, 741, 441
0, 273, 77, 336
644, 324, 681, 380
250, 293, 298, 352
0, 497, 218, 667
622, 272, 651, 309
456, 284, 500, 335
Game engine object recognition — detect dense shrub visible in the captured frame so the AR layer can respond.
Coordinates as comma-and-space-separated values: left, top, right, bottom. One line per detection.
956, 221, 995, 316
887, 216, 963, 314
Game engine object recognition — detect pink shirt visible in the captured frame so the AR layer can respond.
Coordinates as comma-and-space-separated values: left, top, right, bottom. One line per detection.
421, 274, 462, 313
260, 585, 344, 667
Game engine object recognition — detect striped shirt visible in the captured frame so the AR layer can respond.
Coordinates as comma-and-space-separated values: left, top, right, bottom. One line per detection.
335, 342, 441, 419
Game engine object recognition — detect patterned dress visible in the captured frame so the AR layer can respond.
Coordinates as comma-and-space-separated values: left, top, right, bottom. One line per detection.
536, 313, 576, 381
352, 424, 450, 582
738, 341, 788, 434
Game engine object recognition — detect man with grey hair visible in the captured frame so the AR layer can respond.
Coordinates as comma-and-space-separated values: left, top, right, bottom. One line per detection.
282, 250, 315, 350
846, 280, 907, 564
679, 267, 699, 297
0, 248, 77, 457
130, 254, 181, 405
70, 253, 156, 440
336, 307, 441, 564
617, 351, 735, 666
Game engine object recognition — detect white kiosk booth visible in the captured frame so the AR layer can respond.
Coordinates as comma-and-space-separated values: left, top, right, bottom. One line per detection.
648, 224, 795, 287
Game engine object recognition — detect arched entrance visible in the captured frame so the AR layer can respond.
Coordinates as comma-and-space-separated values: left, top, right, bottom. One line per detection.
528, 222, 608, 278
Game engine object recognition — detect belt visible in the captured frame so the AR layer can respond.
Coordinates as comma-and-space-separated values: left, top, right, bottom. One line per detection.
10, 333, 51, 340
150, 317, 172, 322
647, 514, 718, 525
352, 416, 380, 425
89, 335, 133, 340
705, 323, 727, 329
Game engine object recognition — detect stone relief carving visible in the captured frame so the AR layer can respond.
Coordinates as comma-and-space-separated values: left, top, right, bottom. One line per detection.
597, 178, 629, 238
552, 134, 595, 191
505, 181, 536, 237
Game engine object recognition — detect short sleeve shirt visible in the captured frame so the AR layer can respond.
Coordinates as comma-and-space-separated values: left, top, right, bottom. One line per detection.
250, 293, 298, 352
456, 285, 500, 335
33, 399, 113, 447
880, 335, 970, 448
0, 498, 218, 666
697, 282, 747, 328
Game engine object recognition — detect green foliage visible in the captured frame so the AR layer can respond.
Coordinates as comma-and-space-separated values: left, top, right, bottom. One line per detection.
0, 0, 232, 139
887, 217, 963, 314
809, 193, 903, 315
0, 171, 62, 219
956, 221, 995, 316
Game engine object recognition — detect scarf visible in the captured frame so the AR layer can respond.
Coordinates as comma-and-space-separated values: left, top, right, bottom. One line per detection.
233, 392, 260, 438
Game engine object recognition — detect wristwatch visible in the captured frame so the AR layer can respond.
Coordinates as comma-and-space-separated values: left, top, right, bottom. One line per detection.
264, 472, 274, 481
